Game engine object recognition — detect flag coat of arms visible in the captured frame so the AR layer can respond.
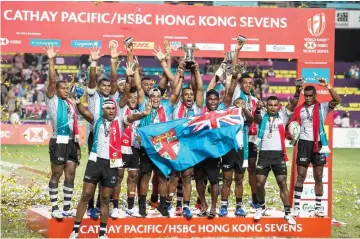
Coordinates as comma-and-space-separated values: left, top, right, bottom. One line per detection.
138, 107, 244, 176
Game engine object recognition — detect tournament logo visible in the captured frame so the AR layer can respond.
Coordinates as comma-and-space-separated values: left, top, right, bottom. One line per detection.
307, 13, 326, 37
151, 129, 180, 160
301, 68, 330, 84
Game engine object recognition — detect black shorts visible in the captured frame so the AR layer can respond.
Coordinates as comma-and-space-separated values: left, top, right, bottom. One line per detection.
49, 138, 79, 165
222, 149, 245, 174
83, 158, 118, 188
296, 139, 327, 167
248, 142, 258, 159
122, 147, 140, 170
256, 150, 287, 177
88, 131, 94, 155
139, 147, 158, 174
194, 158, 221, 185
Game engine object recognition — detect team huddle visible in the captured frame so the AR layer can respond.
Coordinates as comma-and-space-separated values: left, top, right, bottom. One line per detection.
42, 38, 341, 239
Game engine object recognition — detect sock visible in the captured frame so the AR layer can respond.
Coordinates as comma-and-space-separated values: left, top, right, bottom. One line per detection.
221, 199, 228, 209
196, 197, 201, 204
236, 198, 243, 209
113, 199, 119, 209
151, 194, 159, 203
139, 195, 146, 207
294, 186, 303, 209
183, 201, 190, 209
48, 182, 59, 212
176, 179, 183, 208
284, 205, 291, 215
252, 193, 258, 204
127, 197, 135, 209
166, 200, 172, 209
88, 196, 94, 209
96, 193, 101, 209
63, 181, 74, 212
99, 222, 107, 237
160, 196, 166, 207
73, 221, 81, 234
259, 201, 266, 210
315, 194, 322, 210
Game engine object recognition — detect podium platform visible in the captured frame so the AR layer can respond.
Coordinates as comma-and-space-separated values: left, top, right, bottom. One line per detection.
26, 206, 331, 238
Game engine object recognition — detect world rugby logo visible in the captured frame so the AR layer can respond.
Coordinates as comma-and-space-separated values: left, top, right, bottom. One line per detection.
307, 13, 326, 37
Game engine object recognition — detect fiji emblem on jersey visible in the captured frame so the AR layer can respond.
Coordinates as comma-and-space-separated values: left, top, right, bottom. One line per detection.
150, 129, 180, 160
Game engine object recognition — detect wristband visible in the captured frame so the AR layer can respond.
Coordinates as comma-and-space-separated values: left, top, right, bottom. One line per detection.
293, 92, 300, 100
255, 109, 261, 115
75, 98, 81, 105
111, 58, 117, 63
215, 75, 220, 83
327, 85, 332, 90
90, 61, 97, 67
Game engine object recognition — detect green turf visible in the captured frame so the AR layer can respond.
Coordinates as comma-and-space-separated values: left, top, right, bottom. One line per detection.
1, 145, 359, 238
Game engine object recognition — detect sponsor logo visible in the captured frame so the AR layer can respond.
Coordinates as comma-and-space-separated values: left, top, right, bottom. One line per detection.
23, 127, 49, 143
230, 44, 260, 52
111, 176, 116, 184
0, 38, 21, 45
336, 12, 348, 27
30, 39, 61, 47
195, 43, 224, 51
299, 157, 307, 162
302, 203, 325, 212
301, 68, 330, 84
302, 184, 328, 199
304, 41, 316, 50
84, 176, 91, 180
307, 13, 326, 37
305, 167, 328, 183
223, 164, 230, 169
71, 40, 102, 48
133, 41, 154, 50
265, 45, 294, 53
300, 201, 328, 216
58, 157, 65, 162
0, 131, 11, 138
170, 41, 181, 51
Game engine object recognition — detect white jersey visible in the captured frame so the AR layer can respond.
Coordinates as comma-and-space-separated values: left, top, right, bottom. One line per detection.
172, 100, 202, 120
45, 95, 76, 138
299, 102, 330, 141
259, 108, 293, 151
118, 104, 140, 149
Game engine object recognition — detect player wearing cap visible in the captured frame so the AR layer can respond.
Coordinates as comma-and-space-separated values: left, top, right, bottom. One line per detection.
287, 79, 341, 218
69, 97, 152, 239
44, 45, 81, 220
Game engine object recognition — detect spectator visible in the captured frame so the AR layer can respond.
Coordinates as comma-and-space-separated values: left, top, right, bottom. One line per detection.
5, 85, 16, 117
341, 112, 350, 128
349, 64, 359, 79
240, 61, 250, 77
253, 68, 264, 99
266, 67, 276, 77
252, 61, 262, 73
354, 120, 360, 128
333, 111, 342, 127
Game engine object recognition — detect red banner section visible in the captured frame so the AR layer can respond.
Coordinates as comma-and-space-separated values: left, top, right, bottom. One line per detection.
1, 2, 334, 59
0, 124, 87, 145
26, 208, 332, 238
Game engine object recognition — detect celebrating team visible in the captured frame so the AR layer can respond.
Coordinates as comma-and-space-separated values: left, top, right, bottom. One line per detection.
42, 37, 341, 239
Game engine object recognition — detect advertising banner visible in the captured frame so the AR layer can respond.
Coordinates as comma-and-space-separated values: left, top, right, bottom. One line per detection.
1, 2, 334, 59
335, 10, 360, 29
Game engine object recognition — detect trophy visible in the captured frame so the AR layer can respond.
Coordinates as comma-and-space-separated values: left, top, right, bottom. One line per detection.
179, 43, 198, 69
237, 34, 247, 43
225, 51, 235, 63
123, 36, 133, 46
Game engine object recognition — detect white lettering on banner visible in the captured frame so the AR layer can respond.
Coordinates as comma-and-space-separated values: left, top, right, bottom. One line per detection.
239, 17, 287, 28
302, 183, 328, 200
195, 43, 224, 51
3, 10, 288, 28
266, 45, 295, 52
231, 44, 260, 52
4, 10, 58, 22
0, 131, 12, 138
305, 167, 328, 183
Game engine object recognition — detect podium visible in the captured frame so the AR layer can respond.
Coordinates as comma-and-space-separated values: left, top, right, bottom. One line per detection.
26, 206, 331, 238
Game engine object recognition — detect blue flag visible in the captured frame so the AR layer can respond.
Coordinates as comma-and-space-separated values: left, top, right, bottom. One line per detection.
138, 107, 244, 176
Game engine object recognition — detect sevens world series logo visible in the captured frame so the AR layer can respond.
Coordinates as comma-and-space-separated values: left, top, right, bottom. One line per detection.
307, 13, 326, 37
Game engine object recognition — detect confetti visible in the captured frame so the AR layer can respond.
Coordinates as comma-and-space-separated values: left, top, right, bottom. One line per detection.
93, 0, 103, 6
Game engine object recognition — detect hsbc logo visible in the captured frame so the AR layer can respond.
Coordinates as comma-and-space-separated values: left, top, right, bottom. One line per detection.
307, 13, 326, 37
133, 41, 154, 50
1, 131, 11, 138
23, 128, 50, 143
0, 38, 9, 45
304, 41, 317, 50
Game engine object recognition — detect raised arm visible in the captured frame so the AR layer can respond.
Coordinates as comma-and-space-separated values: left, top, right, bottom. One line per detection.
88, 47, 103, 90
223, 69, 239, 108
109, 44, 122, 95
153, 46, 174, 90
164, 40, 172, 70
192, 62, 204, 108
133, 57, 145, 104
254, 101, 263, 124
318, 78, 341, 107
125, 41, 133, 64
43, 44, 59, 98
126, 101, 152, 124
76, 101, 94, 123
119, 63, 135, 108
170, 67, 184, 106
287, 79, 303, 112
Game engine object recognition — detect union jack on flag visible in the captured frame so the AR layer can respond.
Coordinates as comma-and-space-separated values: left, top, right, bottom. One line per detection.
187, 107, 243, 133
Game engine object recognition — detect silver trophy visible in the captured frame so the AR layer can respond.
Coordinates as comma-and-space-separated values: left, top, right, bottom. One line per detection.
237, 34, 247, 43
225, 51, 235, 63
179, 43, 198, 69
123, 36, 133, 46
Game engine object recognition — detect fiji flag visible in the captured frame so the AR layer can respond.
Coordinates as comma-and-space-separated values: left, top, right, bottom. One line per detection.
138, 107, 244, 176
